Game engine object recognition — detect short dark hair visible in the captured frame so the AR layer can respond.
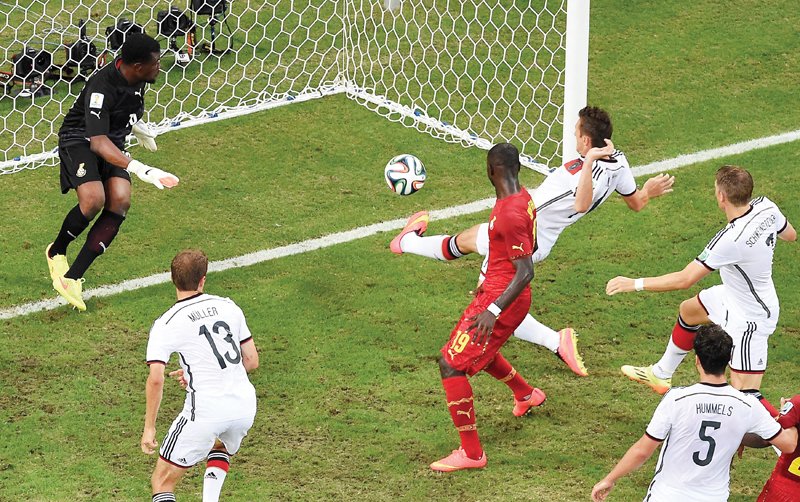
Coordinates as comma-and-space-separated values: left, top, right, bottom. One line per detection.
121, 33, 161, 65
171, 249, 208, 291
716, 165, 753, 206
578, 106, 613, 148
487, 143, 520, 173
694, 324, 733, 376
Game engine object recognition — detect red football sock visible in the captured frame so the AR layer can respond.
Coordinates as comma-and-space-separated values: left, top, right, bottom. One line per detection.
484, 353, 533, 400
442, 376, 482, 459
671, 315, 700, 351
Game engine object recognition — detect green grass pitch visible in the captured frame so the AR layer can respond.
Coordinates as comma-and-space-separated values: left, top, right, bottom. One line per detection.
1, 1, 800, 500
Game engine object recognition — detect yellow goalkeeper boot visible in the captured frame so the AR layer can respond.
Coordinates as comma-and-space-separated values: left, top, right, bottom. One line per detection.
45, 243, 69, 282
53, 276, 86, 312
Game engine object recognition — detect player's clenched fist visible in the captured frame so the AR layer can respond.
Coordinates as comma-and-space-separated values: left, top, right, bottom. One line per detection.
606, 276, 634, 295
141, 427, 158, 454
127, 159, 179, 189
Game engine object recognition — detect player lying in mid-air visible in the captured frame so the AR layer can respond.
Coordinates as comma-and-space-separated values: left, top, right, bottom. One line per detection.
391, 106, 675, 376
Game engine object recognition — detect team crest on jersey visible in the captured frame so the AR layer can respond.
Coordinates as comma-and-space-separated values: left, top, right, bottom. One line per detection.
89, 92, 104, 109
76, 163, 86, 177
780, 400, 794, 416
564, 158, 583, 175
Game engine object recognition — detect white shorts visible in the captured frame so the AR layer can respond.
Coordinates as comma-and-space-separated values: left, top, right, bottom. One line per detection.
159, 413, 255, 467
475, 223, 554, 264
698, 285, 777, 373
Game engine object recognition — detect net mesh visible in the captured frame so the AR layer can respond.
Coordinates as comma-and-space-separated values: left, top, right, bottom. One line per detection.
0, 1, 568, 174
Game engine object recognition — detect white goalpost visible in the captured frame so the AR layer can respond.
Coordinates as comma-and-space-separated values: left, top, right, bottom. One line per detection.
0, 0, 589, 175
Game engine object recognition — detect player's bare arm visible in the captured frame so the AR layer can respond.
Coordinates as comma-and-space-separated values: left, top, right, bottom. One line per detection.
591, 434, 661, 502
574, 139, 615, 213
141, 362, 166, 454
622, 173, 676, 212
778, 221, 797, 241
606, 260, 710, 295
241, 339, 259, 372
468, 255, 533, 345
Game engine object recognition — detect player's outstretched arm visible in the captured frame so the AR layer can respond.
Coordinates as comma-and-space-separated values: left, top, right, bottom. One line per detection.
591, 434, 661, 502
606, 261, 710, 295
141, 363, 166, 455
622, 173, 675, 212
575, 139, 615, 213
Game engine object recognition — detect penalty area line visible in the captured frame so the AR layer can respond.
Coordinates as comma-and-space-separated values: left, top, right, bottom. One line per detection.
3, 127, 800, 320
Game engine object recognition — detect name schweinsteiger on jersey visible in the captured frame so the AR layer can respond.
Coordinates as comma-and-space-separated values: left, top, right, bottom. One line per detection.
644, 382, 780, 502
696, 196, 788, 322
147, 293, 256, 422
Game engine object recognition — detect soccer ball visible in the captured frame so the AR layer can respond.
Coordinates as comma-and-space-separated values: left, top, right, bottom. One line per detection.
384, 154, 426, 195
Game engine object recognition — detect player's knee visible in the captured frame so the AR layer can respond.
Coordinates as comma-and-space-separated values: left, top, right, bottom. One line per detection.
679, 297, 706, 324
437, 356, 460, 379
106, 195, 131, 215
79, 193, 105, 219
151, 462, 179, 493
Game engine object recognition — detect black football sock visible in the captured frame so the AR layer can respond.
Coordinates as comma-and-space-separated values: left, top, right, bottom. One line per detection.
65, 209, 125, 280
50, 204, 91, 257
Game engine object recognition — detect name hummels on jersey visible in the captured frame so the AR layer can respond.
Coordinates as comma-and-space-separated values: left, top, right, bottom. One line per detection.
696, 402, 734, 416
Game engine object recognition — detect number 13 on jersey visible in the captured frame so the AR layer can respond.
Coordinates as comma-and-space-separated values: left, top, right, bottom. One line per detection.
199, 320, 241, 369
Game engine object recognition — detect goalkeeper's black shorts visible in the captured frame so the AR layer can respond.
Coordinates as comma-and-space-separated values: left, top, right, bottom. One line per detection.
59, 142, 130, 194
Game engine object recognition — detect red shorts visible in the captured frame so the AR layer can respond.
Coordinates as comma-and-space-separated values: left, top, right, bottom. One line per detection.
758, 475, 800, 502
441, 289, 530, 376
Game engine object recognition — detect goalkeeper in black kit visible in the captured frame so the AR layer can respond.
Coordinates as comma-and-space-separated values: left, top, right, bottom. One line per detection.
46, 33, 179, 311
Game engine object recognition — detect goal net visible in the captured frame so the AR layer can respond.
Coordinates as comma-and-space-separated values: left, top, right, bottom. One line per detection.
0, 0, 587, 175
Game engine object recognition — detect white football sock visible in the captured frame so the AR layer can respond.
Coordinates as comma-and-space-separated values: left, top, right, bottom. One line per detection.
203, 450, 231, 502
513, 313, 559, 352
203, 466, 227, 502
653, 338, 688, 379
400, 233, 461, 260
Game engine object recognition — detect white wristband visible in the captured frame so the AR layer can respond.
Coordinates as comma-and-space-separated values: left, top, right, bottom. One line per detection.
634, 278, 645, 291
487, 303, 502, 317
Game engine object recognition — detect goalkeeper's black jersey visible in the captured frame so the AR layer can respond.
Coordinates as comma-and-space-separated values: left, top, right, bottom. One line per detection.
58, 58, 146, 150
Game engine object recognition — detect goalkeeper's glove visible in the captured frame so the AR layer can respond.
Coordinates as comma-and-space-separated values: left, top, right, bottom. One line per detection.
132, 121, 158, 152
127, 160, 179, 190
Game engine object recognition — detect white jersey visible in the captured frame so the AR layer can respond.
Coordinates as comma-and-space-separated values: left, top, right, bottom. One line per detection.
695, 196, 788, 323
644, 382, 781, 502
147, 293, 257, 422
532, 151, 637, 246
475, 150, 636, 281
